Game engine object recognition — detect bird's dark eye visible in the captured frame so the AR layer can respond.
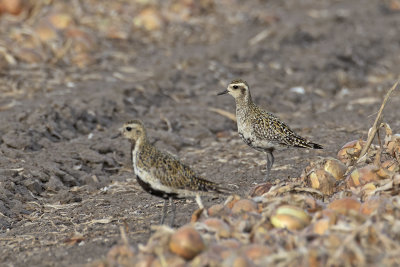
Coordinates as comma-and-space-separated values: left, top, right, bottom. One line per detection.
126, 126, 132, 131
233, 85, 239, 89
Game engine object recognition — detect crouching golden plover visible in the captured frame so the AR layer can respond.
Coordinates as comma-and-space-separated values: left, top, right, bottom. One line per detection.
120, 120, 231, 226
218, 79, 323, 181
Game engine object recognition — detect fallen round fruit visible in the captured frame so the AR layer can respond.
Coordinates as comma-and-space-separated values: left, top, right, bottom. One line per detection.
169, 226, 205, 260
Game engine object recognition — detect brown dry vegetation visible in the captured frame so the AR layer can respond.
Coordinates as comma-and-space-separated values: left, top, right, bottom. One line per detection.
0, 0, 400, 266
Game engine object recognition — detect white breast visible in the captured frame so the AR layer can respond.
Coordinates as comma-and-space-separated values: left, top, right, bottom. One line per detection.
236, 114, 252, 140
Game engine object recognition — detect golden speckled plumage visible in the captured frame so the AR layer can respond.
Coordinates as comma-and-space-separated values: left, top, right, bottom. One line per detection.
244, 102, 322, 149
218, 79, 323, 181
120, 120, 230, 225
135, 140, 228, 196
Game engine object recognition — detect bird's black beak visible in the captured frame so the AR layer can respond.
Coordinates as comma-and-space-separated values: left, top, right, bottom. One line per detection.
111, 132, 121, 139
217, 90, 229, 96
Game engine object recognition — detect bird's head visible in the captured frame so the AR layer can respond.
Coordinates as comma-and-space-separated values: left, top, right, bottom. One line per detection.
120, 120, 146, 142
217, 79, 250, 100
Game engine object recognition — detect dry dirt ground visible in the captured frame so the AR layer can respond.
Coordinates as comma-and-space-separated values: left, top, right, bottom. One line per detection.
0, 0, 400, 266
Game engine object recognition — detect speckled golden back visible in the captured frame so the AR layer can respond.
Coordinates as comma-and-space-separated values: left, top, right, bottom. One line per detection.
218, 80, 322, 181
249, 103, 317, 148
137, 142, 219, 192
220, 79, 323, 151
121, 120, 230, 197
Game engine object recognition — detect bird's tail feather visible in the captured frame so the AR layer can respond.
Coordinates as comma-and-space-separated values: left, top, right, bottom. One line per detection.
310, 142, 323, 149
294, 140, 323, 149
195, 177, 233, 196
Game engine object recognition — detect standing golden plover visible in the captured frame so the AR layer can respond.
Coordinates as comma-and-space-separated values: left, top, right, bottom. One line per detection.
218, 79, 323, 181
120, 120, 231, 226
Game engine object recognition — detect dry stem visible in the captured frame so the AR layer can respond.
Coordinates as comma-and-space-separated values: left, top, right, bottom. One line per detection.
357, 79, 399, 162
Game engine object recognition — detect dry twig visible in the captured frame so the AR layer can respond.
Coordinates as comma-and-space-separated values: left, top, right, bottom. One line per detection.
357, 79, 399, 162
208, 107, 236, 122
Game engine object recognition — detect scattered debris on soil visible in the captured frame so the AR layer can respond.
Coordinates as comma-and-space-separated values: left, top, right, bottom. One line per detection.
92, 82, 400, 266
1, 0, 400, 266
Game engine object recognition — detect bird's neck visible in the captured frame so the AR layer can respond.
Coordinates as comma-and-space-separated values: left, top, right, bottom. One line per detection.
235, 92, 253, 110
131, 136, 148, 156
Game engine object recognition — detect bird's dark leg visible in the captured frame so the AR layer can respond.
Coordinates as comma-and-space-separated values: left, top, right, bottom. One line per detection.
264, 149, 275, 181
169, 197, 176, 227
160, 199, 168, 225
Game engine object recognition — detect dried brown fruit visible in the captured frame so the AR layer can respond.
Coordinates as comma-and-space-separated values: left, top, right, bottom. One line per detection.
133, 8, 164, 31
205, 243, 231, 260
70, 52, 94, 68
220, 239, 241, 250
389, 0, 400, 11
231, 255, 252, 267
347, 169, 361, 187
337, 140, 365, 165
321, 209, 337, 225
346, 165, 380, 187
208, 203, 224, 217
65, 27, 96, 53
360, 197, 385, 215
203, 218, 231, 238
394, 174, 400, 186
106, 27, 128, 40
328, 197, 361, 215
386, 134, 400, 156
376, 166, 394, 179
308, 250, 321, 267
133, 254, 154, 267
242, 244, 271, 261
275, 205, 311, 224
308, 169, 336, 195
48, 13, 73, 30
270, 214, 307, 230
231, 199, 258, 214
168, 0, 215, 21
225, 195, 241, 210
381, 159, 399, 172
251, 224, 270, 243
313, 219, 330, 235
169, 226, 205, 260
35, 21, 59, 42
190, 249, 225, 266
15, 48, 43, 63
0, 0, 23, 15
324, 158, 347, 180
360, 182, 377, 199
271, 205, 311, 230
305, 197, 319, 212
151, 254, 186, 267
249, 182, 273, 197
